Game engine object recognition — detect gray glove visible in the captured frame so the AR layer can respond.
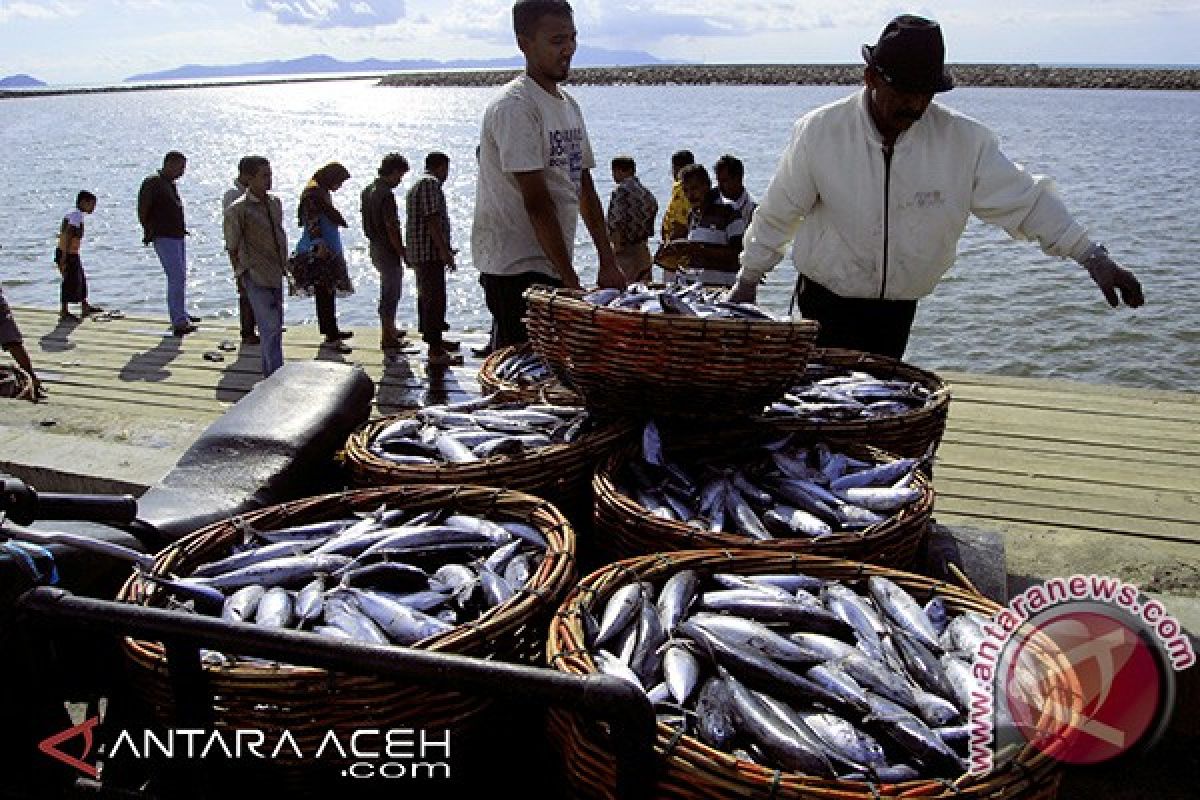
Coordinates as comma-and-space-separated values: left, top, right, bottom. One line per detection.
727, 279, 758, 305
1080, 245, 1144, 309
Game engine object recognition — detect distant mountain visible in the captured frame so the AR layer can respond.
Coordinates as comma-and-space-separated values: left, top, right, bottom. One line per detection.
125, 48, 670, 82
0, 74, 46, 88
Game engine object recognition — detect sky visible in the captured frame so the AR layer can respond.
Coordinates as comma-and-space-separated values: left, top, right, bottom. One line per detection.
1, 0, 1198, 85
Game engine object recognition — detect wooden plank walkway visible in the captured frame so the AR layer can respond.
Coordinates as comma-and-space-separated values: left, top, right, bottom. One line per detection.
5, 305, 1199, 597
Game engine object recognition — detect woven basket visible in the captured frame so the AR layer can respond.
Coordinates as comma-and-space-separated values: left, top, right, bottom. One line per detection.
593, 441, 934, 568
760, 349, 952, 459
341, 405, 634, 513
478, 342, 580, 404
524, 286, 820, 417
118, 485, 575, 775
547, 550, 1070, 800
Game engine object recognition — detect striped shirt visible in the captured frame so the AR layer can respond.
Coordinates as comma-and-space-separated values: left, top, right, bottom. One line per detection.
684, 189, 744, 287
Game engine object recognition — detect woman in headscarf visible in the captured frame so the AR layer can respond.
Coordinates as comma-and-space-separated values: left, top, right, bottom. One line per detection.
294, 162, 355, 351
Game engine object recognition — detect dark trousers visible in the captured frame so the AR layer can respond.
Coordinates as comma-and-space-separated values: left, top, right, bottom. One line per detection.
56, 250, 87, 305
796, 277, 918, 360
236, 276, 256, 337
315, 286, 337, 338
412, 261, 448, 347
480, 271, 563, 350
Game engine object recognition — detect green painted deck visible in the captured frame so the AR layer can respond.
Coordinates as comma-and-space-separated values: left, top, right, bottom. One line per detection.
5, 305, 1199, 598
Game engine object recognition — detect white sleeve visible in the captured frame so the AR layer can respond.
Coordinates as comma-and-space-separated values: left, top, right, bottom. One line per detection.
737, 118, 819, 284
970, 129, 1092, 260
493, 100, 545, 174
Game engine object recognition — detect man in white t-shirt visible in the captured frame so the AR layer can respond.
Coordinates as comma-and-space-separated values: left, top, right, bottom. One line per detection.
471, 0, 625, 350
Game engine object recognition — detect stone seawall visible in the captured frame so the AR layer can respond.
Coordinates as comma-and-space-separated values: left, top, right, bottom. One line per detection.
379, 63, 1200, 90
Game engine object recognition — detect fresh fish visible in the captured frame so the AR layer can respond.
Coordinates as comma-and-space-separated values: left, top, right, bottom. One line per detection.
630, 599, 667, 683
924, 596, 950, 635
943, 613, 987, 657
822, 583, 887, 661
221, 584, 266, 623
940, 654, 980, 712
831, 459, 920, 491
762, 505, 833, 538
721, 670, 838, 776
663, 644, 700, 705
694, 676, 738, 750
863, 693, 964, 777
294, 577, 325, 625
254, 587, 295, 628
868, 576, 943, 653
642, 421, 665, 466
800, 711, 888, 772
323, 594, 394, 646
656, 570, 699, 634
806, 663, 870, 712
702, 591, 851, 635
137, 572, 227, 614
836, 486, 923, 513
595, 583, 646, 648
689, 613, 822, 665
345, 589, 453, 645
911, 688, 962, 727
340, 561, 429, 592
479, 568, 515, 606
594, 650, 642, 689
891, 630, 958, 702
498, 521, 548, 548
191, 538, 325, 578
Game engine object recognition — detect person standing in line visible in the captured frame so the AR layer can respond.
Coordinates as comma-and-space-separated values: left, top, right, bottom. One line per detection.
730, 14, 1143, 358
294, 162, 355, 353
606, 155, 658, 283
472, 0, 625, 350
138, 151, 196, 336
54, 190, 101, 320
714, 153, 756, 233
0, 286, 46, 400
654, 149, 695, 281
222, 162, 260, 345
406, 151, 463, 367
223, 156, 289, 377
361, 153, 410, 350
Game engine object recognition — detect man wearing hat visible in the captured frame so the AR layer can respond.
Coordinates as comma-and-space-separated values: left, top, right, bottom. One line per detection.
729, 14, 1144, 358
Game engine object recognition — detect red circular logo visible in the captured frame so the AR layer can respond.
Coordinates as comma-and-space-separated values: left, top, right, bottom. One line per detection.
1004, 609, 1164, 765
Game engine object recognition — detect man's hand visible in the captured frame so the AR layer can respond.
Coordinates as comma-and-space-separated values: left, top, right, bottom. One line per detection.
728, 279, 758, 305
1084, 251, 1145, 309
596, 251, 626, 290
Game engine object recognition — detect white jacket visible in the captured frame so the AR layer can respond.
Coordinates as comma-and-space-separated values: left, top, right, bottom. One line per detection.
738, 89, 1094, 300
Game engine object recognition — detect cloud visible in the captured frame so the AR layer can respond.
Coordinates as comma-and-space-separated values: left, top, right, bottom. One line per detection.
0, 1, 82, 23
245, 0, 406, 29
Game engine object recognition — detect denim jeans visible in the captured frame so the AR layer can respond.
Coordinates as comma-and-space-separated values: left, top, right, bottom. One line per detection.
241, 275, 284, 377
152, 237, 188, 327
370, 242, 403, 331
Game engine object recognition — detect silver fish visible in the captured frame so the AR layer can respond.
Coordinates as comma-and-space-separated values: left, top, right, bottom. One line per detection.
221, 584, 266, 623
254, 587, 295, 628
595, 583, 647, 648
663, 644, 701, 705
868, 576, 943, 653
657, 570, 699, 634
346, 588, 453, 645
190, 554, 354, 592
593, 649, 642, 689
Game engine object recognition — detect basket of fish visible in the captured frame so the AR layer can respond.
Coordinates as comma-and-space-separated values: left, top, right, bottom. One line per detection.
524, 283, 819, 417
760, 349, 952, 460
592, 422, 934, 567
478, 342, 579, 404
342, 393, 634, 510
547, 550, 1068, 800
118, 484, 575, 772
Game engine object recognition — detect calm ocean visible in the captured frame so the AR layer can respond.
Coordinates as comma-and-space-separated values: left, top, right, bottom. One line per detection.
1, 79, 1196, 390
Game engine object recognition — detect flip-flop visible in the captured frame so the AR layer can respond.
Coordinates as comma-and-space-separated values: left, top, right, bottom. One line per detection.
202, 351, 225, 363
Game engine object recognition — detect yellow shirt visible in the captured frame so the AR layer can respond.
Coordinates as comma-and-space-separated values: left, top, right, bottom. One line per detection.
660, 180, 690, 242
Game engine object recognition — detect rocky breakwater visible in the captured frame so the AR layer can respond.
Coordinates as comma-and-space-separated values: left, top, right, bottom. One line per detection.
379, 63, 1200, 90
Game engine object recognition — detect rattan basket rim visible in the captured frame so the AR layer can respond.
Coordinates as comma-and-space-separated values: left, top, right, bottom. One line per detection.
526, 285, 821, 334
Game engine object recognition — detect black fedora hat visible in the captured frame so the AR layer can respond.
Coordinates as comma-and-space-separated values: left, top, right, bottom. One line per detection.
862, 14, 954, 94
